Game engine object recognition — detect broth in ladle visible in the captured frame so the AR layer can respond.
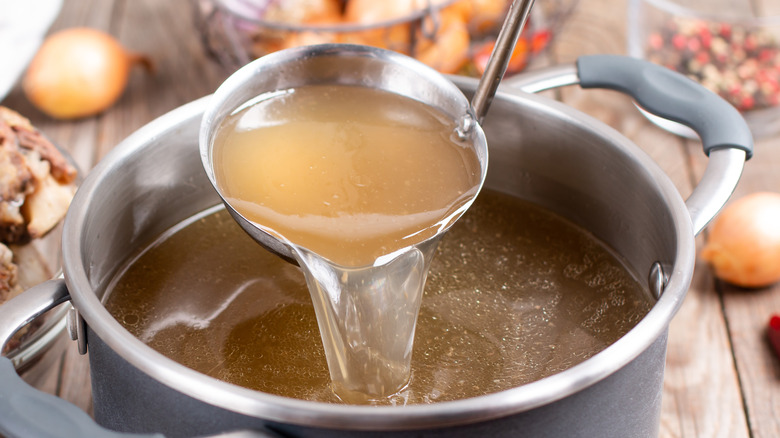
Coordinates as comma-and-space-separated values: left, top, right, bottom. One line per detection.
213, 84, 481, 267
104, 189, 653, 406
208, 84, 482, 402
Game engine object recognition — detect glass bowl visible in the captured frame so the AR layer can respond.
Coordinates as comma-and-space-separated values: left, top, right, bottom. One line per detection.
194, 0, 578, 77
628, 0, 780, 139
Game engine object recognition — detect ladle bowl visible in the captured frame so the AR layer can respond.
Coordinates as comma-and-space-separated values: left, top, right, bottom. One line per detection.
199, 43, 489, 264
199, 43, 490, 401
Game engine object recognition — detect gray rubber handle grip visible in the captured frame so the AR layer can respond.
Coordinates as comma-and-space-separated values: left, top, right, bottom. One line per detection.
576, 55, 753, 159
0, 357, 160, 438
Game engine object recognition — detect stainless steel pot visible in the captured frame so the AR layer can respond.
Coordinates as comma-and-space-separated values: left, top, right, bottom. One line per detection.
0, 52, 752, 438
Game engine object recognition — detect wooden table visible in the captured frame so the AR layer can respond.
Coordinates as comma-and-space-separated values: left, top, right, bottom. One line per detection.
3, 0, 780, 436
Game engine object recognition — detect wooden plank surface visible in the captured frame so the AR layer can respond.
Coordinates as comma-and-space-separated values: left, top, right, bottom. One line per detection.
712, 134, 780, 436
551, 2, 753, 436
3, 0, 780, 436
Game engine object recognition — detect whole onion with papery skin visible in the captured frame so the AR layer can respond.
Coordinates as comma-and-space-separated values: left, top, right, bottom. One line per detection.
22, 28, 152, 120
701, 192, 780, 288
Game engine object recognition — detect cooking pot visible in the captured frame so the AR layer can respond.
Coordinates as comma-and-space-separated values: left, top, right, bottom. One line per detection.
0, 52, 752, 438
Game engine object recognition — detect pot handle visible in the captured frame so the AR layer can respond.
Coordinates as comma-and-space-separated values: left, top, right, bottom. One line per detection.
0, 279, 161, 438
0, 281, 289, 438
503, 54, 753, 236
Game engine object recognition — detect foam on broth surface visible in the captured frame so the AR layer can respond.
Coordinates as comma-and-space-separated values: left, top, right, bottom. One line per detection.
104, 189, 653, 405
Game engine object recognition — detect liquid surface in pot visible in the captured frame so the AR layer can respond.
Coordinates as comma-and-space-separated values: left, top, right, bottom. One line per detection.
104, 189, 653, 406
209, 84, 482, 402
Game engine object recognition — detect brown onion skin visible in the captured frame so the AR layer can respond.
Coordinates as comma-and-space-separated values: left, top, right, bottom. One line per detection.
22, 28, 149, 120
701, 192, 780, 288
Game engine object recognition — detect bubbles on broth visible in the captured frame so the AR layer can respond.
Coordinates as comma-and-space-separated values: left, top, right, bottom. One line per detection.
104, 190, 653, 405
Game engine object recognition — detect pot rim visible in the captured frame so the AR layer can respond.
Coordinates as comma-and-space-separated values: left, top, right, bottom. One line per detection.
62, 84, 695, 431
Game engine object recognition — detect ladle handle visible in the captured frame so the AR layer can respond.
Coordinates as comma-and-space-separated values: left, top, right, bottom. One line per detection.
0, 280, 276, 438
502, 55, 754, 236
470, 0, 535, 124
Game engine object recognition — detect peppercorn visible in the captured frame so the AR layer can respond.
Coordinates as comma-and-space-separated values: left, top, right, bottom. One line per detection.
645, 17, 780, 112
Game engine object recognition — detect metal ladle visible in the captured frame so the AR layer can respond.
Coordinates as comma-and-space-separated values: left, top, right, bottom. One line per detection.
199, 0, 536, 402
199, 0, 535, 263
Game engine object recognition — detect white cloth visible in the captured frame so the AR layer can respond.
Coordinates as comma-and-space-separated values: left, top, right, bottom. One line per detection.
0, 0, 62, 102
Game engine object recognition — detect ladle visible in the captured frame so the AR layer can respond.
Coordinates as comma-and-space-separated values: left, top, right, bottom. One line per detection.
199, 0, 535, 403
202, 0, 534, 263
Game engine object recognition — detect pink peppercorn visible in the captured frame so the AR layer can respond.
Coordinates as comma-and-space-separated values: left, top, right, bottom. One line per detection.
646, 17, 780, 112
672, 34, 687, 50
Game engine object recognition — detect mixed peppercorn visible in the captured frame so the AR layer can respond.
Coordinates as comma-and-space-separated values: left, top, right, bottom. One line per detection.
645, 17, 780, 112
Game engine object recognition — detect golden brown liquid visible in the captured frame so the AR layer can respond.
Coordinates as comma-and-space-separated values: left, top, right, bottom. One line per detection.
104, 190, 653, 405
210, 84, 482, 401
211, 84, 481, 267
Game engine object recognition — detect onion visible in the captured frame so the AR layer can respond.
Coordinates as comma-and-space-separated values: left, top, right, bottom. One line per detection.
22, 27, 152, 120
701, 192, 780, 288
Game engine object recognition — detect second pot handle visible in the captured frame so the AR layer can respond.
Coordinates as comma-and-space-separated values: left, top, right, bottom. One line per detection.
0, 280, 284, 437
504, 54, 754, 235
576, 55, 753, 159
0, 357, 160, 438
0, 279, 161, 438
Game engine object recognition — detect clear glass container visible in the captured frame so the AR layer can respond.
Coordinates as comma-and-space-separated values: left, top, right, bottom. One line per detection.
627, 0, 780, 138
